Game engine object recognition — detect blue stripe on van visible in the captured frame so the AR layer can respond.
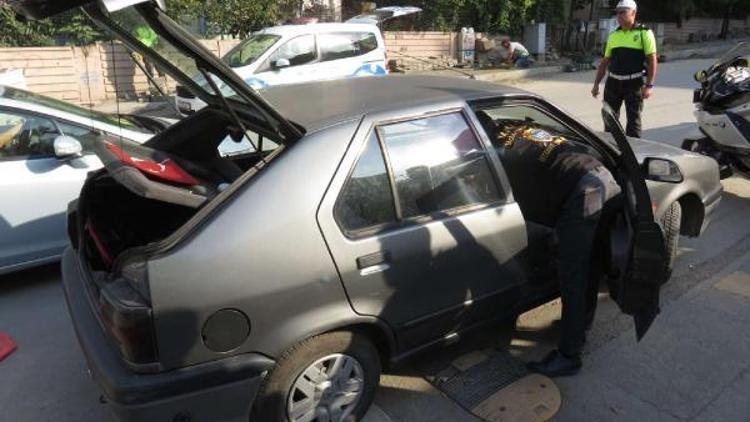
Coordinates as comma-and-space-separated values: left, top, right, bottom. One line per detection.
245, 77, 270, 90
352, 63, 387, 77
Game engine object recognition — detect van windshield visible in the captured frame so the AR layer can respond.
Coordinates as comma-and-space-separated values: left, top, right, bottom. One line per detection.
223, 34, 281, 68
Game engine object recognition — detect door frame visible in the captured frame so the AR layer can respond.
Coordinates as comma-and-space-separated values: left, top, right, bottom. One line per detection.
315, 99, 529, 353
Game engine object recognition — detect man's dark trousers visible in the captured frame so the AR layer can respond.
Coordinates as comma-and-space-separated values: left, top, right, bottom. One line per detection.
555, 166, 621, 358
603, 77, 644, 138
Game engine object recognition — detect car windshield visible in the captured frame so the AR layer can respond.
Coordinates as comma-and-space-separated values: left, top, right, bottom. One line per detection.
223, 34, 281, 68
712, 42, 750, 69
0, 85, 150, 134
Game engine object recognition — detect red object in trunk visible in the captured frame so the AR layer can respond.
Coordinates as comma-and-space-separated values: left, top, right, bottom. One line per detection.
86, 220, 113, 267
105, 142, 200, 186
0, 333, 17, 361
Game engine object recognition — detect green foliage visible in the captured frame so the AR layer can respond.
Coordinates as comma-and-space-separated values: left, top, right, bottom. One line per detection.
381, 0, 565, 34
53, 11, 104, 45
638, 0, 750, 23
202, 0, 280, 37
0, 5, 105, 47
0, 5, 55, 46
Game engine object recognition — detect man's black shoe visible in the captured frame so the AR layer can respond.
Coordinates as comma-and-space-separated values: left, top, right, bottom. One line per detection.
526, 350, 582, 377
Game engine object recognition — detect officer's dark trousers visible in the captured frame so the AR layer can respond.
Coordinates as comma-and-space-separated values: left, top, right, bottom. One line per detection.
603, 78, 644, 138
555, 166, 621, 358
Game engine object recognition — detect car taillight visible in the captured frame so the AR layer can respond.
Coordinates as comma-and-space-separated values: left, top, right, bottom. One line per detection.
99, 278, 157, 365
121, 257, 150, 299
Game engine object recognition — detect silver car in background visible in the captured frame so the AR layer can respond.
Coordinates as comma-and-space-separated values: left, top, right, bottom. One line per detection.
0, 86, 156, 274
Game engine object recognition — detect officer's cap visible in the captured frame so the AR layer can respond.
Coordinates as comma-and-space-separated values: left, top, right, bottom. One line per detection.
615, 0, 637, 10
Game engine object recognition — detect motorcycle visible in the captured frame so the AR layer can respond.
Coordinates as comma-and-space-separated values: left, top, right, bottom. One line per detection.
683, 42, 750, 179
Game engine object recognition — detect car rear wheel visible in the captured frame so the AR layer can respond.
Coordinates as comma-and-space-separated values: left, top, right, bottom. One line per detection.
251, 331, 381, 422
660, 201, 682, 278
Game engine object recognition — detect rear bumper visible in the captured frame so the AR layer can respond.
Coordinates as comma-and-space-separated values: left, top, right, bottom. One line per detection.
61, 247, 274, 422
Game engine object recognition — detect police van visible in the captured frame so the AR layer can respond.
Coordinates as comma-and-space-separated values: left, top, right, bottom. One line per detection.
175, 7, 421, 116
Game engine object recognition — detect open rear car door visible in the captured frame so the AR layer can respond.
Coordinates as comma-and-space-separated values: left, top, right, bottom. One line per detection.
345, 6, 422, 25
602, 104, 670, 340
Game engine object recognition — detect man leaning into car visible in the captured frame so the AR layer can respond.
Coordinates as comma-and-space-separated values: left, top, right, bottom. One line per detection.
485, 119, 621, 376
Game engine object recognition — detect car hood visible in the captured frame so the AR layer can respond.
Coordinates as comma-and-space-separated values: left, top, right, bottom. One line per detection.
597, 131, 700, 163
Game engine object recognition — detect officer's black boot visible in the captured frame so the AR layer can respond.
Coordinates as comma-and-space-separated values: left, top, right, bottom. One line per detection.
526, 350, 582, 377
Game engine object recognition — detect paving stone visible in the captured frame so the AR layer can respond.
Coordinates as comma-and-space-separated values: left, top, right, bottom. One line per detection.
713, 271, 750, 299
582, 286, 750, 420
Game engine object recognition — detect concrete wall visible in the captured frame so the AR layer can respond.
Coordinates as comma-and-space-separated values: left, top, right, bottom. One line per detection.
0, 32, 455, 105
661, 18, 750, 43
384, 31, 458, 59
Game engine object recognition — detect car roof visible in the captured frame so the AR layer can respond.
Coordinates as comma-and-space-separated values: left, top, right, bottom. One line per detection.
258, 22, 380, 37
259, 75, 530, 133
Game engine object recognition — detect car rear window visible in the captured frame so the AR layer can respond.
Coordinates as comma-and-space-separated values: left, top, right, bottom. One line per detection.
379, 112, 502, 218
318, 32, 379, 62
335, 132, 396, 233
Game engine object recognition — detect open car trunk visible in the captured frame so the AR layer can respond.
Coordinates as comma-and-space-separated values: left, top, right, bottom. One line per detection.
78, 172, 198, 272
71, 107, 282, 276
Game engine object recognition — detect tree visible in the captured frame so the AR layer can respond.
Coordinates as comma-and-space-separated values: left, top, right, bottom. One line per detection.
0, 4, 105, 47
203, 0, 281, 37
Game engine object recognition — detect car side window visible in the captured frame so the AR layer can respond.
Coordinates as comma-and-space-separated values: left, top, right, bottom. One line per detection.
335, 132, 396, 233
56, 121, 103, 153
379, 112, 502, 218
0, 110, 59, 160
475, 104, 578, 142
268, 35, 317, 68
319, 32, 378, 62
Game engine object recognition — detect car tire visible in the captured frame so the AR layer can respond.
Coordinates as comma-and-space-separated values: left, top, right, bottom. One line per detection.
251, 331, 381, 422
660, 201, 682, 278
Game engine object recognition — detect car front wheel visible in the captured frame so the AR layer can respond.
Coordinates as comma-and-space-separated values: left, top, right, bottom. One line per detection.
251, 331, 381, 422
660, 201, 682, 278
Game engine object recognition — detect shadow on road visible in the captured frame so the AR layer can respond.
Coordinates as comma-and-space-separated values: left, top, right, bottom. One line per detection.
0, 262, 59, 295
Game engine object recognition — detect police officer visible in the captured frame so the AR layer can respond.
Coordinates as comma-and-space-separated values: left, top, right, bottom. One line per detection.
592, 0, 657, 138
477, 113, 621, 377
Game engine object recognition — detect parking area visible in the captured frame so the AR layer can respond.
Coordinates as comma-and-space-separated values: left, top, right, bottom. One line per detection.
2, 59, 750, 422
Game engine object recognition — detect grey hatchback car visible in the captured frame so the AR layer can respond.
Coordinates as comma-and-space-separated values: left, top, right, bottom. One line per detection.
11, 1, 720, 422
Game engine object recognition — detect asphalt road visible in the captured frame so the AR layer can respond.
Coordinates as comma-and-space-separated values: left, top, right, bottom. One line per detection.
2, 59, 750, 422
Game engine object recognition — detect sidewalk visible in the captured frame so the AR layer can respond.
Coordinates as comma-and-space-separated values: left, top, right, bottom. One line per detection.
409, 37, 747, 84
556, 249, 750, 421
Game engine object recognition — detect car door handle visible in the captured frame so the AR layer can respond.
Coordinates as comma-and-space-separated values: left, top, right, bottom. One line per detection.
357, 251, 391, 275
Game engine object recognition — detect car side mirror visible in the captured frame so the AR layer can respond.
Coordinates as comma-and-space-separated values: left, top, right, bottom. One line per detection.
642, 158, 683, 183
272, 58, 291, 70
694, 70, 707, 83
53, 135, 83, 160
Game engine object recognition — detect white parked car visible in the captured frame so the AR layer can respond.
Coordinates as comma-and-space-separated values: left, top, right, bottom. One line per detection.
0, 86, 161, 274
175, 7, 421, 116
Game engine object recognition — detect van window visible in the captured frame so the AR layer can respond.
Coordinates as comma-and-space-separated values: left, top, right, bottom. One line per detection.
319, 32, 379, 62
268, 35, 317, 67
379, 112, 502, 218
223, 34, 281, 68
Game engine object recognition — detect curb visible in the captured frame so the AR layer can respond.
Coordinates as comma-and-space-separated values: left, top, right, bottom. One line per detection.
472, 66, 564, 83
